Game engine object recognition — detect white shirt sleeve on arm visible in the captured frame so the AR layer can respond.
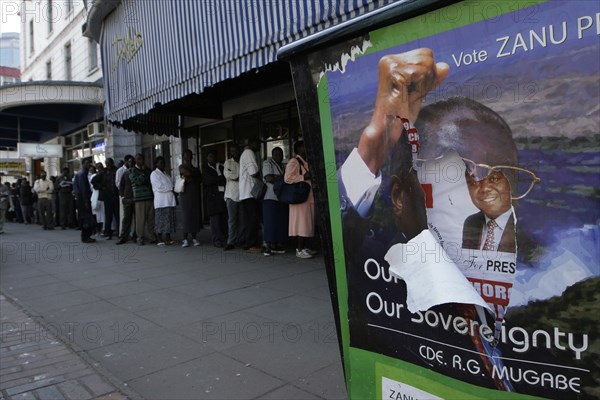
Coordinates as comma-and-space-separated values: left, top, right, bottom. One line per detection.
340, 148, 382, 218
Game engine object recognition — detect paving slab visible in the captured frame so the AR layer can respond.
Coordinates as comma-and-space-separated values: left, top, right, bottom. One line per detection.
222, 315, 341, 383
178, 310, 282, 352
127, 352, 285, 400
293, 362, 348, 399
85, 326, 215, 381
259, 384, 322, 400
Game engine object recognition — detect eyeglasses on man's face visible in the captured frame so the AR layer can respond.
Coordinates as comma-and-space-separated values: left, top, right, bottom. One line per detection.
412, 157, 541, 200
462, 158, 541, 200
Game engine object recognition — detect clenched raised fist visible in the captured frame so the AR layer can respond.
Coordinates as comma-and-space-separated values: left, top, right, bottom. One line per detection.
358, 48, 449, 174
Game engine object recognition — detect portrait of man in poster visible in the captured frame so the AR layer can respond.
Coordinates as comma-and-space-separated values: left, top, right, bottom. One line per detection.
337, 47, 539, 393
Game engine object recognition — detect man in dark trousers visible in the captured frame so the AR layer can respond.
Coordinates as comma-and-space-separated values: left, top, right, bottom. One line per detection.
117, 156, 136, 245
102, 158, 120, 240
238, 139, 262, 251
56, 167, 74, 229
128, 154, 156, 245
33, 171, 54, 230
203, 150, 228, 247
73, 159, 95, 243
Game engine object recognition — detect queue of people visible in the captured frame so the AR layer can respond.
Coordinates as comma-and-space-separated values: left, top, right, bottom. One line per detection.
1, 139, 318, 258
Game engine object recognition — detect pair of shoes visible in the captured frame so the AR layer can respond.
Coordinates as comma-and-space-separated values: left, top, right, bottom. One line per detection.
149, 239, 158, 244
193, 239, 200, 247
271, 247, 285, 254
181, 239, 190, 248
165, 240, 175, 246
304, 248, 317, 256
263, 247, 272, 256
223, 244, 235, 251
245, 246, 262, 253
116, 239, 127, 245
82, 238, 96, 243
157, 242, 166, 247
138, 239, 146, 246
106, 236, 112, 240
296, 249, 314, 259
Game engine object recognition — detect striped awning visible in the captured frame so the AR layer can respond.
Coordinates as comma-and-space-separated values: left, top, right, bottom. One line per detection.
99, 0, 398, 130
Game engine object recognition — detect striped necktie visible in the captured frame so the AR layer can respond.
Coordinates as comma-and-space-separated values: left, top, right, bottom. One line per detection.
483, 219, 497, 251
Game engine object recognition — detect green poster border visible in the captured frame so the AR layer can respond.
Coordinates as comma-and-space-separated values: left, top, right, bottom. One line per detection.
316, 0, 549, 399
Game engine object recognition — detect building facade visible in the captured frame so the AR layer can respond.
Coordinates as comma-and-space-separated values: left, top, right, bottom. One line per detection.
84, 0, 399, 178
20, 0, 101, 83
0, 0, 140, 182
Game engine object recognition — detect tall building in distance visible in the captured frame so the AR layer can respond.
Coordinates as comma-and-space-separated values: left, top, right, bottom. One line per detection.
0, 32, 21, 85
0, 32, 20, 69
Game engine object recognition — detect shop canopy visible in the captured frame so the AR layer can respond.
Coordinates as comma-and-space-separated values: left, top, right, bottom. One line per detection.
84, 0, 398, 135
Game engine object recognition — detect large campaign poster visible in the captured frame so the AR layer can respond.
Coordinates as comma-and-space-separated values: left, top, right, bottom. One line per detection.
315, 1, 599, 399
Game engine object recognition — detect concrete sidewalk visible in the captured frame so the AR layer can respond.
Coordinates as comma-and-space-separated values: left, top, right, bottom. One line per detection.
0, 223, 347, 399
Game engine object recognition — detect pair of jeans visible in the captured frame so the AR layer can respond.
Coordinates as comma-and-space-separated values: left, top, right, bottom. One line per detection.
225, 198, 241, 245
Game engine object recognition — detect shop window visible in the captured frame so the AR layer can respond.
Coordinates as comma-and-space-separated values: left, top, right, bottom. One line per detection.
64, 43, 72, 81
200, 121, 233, 145
88, 39, 98, 71
47, 0, 53, 34
29, 20, 34, 55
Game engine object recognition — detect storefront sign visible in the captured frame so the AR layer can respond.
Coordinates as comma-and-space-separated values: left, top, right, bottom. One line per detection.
17, 143, 63, 158
0, 160, 26, 175
281, 0, 599, 399
111, 27, 143, 71
93, 140, 106, 153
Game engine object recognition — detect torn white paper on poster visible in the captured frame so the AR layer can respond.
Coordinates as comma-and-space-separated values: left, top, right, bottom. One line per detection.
386, 229, 493, 314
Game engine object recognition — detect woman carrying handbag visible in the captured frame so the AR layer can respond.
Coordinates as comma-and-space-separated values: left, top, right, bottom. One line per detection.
285, 141, 316, 259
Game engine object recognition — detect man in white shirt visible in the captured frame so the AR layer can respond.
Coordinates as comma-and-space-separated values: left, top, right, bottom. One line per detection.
33, 171, 55, 230
223, 144, 241, 250
238, 138, 261, 250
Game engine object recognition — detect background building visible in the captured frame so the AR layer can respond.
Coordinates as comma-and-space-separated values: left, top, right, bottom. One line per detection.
0, 32, 20, 69
0, 66, 21, 86
0, 0, 133, 182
